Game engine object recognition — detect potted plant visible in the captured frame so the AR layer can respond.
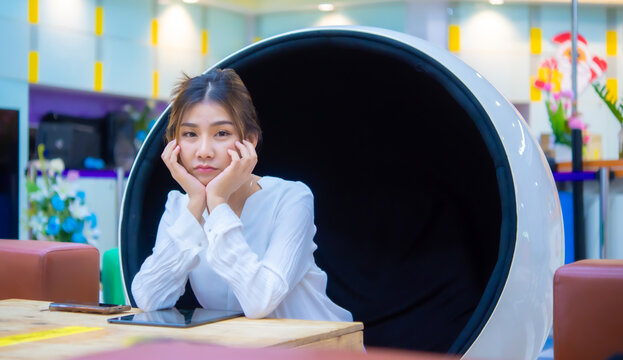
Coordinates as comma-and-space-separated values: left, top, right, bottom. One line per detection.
26, 144, 100, 244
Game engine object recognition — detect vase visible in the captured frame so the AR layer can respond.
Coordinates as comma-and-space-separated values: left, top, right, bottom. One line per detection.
554, 143, 573, 163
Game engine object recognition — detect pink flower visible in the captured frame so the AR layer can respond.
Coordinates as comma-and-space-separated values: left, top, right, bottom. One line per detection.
560, 90, 574, 99
66, 170, 80, 182
544, 83, 552, 92
553, 93, 561, 101
568, 115, 586, 130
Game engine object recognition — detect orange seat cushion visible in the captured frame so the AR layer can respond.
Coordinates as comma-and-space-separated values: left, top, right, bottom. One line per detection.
554, 259, 623, 360
0, 239, 99, 304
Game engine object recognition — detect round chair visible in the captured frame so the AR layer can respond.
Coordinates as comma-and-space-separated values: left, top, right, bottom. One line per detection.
119, 27, 563, 358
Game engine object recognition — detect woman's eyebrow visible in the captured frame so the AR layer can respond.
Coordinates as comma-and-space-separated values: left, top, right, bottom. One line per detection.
210, 120, 234, 126
180, 120, 233, 127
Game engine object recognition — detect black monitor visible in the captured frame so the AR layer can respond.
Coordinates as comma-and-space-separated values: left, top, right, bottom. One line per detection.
0, 109, 19, 239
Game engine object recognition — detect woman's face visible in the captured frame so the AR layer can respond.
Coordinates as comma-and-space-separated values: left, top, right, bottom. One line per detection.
177, 101, 240, 186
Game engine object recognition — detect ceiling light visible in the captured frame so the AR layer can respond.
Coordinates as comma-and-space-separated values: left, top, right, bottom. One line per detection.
489, 0, 504, 4
318, 3, 335, 12
183, 0, 199, 3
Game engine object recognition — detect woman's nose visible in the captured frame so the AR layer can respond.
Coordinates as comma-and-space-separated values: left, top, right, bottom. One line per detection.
196, 137, 214, 158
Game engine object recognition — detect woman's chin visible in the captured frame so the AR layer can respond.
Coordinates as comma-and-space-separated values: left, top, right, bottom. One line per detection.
195, 174, 215, 186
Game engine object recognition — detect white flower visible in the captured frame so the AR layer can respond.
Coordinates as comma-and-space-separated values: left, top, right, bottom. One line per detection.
50, 185, 64, 200
69, 200, 90, 219
30, 160, 42, 172
53, 178, 75, 200
83, 226, 100, 246
50, 175, 80, 200
29, 189, 45, 203
65, 186, 77, 199
28, 215, 44, 236
49, 158, 65, 174
35, 233, 51, 241
30, 212, 49, 239
86, 235, 98, 246
35, 178, 50, 198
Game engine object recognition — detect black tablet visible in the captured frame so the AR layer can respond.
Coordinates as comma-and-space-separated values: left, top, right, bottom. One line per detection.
108, 308, 244, 328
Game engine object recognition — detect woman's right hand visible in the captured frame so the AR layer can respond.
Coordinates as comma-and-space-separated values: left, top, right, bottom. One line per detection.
161, 139, 206, 223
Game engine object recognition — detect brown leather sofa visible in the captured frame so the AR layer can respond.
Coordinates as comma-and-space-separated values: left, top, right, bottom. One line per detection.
0, 239, 99, 304
554, 259, 623, 360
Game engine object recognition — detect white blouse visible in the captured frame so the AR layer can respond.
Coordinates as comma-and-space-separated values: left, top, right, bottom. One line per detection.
131, 176, 352, 322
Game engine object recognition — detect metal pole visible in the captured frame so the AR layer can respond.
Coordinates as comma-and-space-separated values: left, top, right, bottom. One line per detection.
116, 167, 125, 245
599, 167, 609, 258
571, 0, 585, 260
571, 130, 585, 260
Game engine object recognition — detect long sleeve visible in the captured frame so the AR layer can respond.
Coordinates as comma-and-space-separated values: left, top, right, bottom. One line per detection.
202, 185, 316, 319
131, 191, 208, 311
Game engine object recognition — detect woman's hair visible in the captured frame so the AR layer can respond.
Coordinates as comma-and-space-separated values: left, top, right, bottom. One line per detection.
166, 68, 262, 146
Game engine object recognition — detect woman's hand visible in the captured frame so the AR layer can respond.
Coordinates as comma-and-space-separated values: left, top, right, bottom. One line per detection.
205, 140, 258, 213
161, 139, 206, 222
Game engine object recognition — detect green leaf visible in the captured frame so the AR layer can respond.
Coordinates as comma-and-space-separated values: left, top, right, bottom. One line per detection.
25, 181, 39, 194
593, 83, 623, 125
546, 100, 572, 146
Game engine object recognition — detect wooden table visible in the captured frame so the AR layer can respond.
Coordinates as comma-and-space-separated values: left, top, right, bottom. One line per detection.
0, 299, 363, 359
556, 159, 623, 177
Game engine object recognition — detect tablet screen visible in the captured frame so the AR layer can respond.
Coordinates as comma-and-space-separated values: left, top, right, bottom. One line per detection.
108, 308, 244, 328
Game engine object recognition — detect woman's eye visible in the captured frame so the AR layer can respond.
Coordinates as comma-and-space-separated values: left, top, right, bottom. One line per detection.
216, 130, 231, 137
182, 131, 197, 137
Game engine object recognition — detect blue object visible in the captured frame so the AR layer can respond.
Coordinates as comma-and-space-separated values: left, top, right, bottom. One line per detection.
558, 190, 575, 264
71, 232, 86, 243
76, 190, 86, 202
47, 216, 61, 236
75, 220, 84, 233
552, 171, 596, 182
51, 194, 65, 211
136, 129, 147, 142
62, 217, 77, 233
84, 157, 105, 169
88, 213, 97, 228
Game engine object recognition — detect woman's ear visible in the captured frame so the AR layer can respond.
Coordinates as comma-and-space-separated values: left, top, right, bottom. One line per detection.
245, 133, 259, 148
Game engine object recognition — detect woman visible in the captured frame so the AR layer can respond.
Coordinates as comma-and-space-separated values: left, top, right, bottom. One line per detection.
131, 68, 352, 322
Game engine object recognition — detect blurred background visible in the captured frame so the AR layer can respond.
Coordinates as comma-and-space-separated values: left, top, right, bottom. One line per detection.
1, 0, 623, 262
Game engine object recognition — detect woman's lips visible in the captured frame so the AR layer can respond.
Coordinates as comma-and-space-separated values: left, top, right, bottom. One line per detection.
195, 165, 216, 173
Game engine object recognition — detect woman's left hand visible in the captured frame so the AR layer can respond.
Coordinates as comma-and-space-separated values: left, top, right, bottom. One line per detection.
205, 139, 258, 212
